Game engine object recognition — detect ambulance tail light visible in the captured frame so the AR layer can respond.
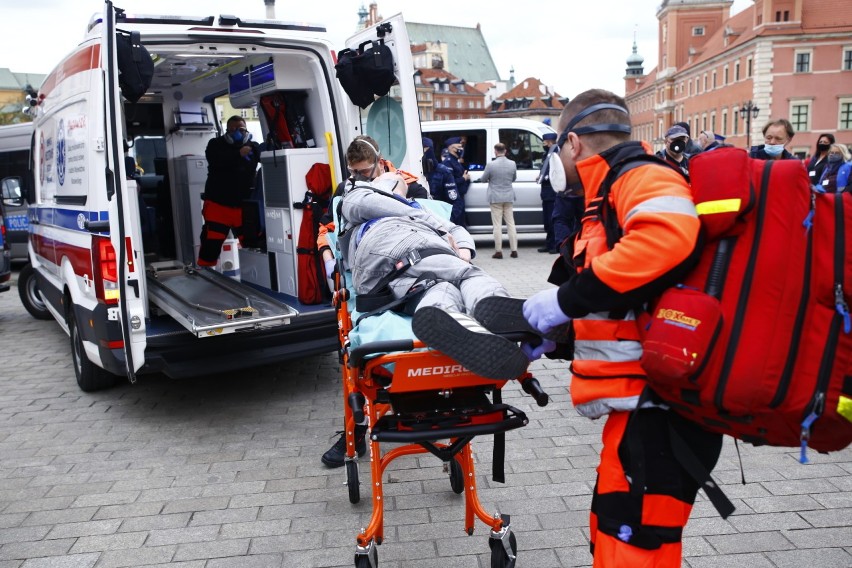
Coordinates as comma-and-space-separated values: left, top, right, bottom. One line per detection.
92, 235, 119, 304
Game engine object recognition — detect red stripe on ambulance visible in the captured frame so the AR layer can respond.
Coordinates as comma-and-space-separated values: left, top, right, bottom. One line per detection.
39, 44, 101, 98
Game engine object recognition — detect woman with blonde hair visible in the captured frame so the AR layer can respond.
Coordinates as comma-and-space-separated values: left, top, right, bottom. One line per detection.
814, 143, 851, 193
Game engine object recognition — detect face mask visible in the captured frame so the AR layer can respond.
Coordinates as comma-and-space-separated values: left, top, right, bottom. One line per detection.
230, 130, 244, 144
828, 154, 842, 163
456, 147, 464, 159
668, 138, 687, 154
764, 144, 785, 157
817, 143, 831, 153
548, 150, 567, 192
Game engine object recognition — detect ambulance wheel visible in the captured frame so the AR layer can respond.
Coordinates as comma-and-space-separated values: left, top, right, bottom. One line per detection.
69, 309, 116, 392
18, 264, 52, 320
449, 458, 464, 494
346, 460, 360, 504
489, 532, 517, 568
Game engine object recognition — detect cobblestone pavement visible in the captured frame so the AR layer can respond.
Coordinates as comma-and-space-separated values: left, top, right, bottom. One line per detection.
1, 238, 850, 568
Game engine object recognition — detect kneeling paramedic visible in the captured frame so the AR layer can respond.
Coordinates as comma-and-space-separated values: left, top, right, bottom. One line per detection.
522, 89, 724, 567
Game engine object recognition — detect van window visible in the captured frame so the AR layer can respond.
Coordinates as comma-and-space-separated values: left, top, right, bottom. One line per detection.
0, 149, 28, 195
425, 129, 488, 171
499, 128, 545, 170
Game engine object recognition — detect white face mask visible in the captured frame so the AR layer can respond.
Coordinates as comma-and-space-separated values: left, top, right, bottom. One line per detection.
549, 150, 567, 192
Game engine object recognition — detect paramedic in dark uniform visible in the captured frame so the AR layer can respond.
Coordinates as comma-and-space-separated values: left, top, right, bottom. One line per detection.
441, 137, 470, 227
197, 116, 261, 267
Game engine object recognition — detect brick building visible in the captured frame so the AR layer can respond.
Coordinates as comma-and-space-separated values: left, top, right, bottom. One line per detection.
625, 0, 852, 158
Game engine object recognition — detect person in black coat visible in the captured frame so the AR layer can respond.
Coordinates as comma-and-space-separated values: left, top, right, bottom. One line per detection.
197, 116, 261, 266
442, 137, 470, 227
537, 133, 559, 253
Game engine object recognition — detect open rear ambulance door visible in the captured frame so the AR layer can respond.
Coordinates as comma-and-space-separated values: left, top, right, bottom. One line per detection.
342, 14, 423, 179
101, 0, 147, 381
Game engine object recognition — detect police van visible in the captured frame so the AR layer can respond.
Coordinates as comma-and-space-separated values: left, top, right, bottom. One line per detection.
16, 1, 422, 391
0, 122, 33, 261
421, 118, 556, 233
0, 200, 10, 292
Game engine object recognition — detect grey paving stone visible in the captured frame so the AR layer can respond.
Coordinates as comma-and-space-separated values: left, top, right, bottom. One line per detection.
726, 512, 811, 532
707, 530, 795, 554
19, 553, 99, 568
0, 539, 76, 562
68, 531, 148, 553
117, 513, 190, 533
45, 519, 121, 539
171, 539, 250, 561
94, 545, 176, 568
783, 526, 852, 548
765, 548, 852, 568
145, 525, 219, 547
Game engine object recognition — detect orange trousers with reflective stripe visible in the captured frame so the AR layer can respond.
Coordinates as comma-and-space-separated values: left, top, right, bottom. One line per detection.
589, 409, 723, 567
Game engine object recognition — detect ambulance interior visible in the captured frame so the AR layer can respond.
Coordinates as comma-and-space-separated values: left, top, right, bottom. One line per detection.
123, 46, 339, 336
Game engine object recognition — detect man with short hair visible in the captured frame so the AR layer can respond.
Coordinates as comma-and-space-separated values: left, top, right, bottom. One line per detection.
521, 88, 722, 567
750, 118, 797, 160
480, 142, 518, 259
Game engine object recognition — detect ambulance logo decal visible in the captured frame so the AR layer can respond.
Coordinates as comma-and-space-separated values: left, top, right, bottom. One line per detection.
77, 213, 87, 230
56, 119, 66, 186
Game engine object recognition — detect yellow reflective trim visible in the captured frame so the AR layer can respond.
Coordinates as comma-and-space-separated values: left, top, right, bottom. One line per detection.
695, 198, 742, 215
838, 395, 852, 423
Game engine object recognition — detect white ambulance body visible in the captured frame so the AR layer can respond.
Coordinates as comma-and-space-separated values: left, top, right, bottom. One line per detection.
22, 2, 422, 391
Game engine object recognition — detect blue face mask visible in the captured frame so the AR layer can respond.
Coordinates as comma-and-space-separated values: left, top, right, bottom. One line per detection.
764, 144, 785, 157
828, 154, 842, 163
231, 130, 244, 144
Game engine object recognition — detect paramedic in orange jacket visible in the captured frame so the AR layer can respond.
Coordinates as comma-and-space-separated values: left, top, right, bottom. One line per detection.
522, 89, 724, 567
317, 136, 426, 281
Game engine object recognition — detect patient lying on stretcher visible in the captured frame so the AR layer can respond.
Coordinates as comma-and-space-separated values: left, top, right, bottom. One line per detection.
336, 170, 545, 381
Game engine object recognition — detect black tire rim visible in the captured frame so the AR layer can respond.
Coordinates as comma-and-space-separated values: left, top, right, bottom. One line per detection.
26, 276, 46, 313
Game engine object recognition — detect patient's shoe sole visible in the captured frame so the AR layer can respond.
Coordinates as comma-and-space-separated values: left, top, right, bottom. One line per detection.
474, 296, 572, 343
411, 307, 528, 380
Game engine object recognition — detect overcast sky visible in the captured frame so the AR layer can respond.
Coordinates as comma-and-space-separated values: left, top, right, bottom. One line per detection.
0, 0, 751, 98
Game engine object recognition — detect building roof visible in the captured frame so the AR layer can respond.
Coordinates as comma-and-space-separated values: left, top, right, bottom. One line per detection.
0, 68, 45, 91
405, 22, 500, 83
489, 77, 567, 114
417, 68, 487, 95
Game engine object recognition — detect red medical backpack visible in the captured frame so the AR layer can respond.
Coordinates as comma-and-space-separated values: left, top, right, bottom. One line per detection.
640, 147, 852, 458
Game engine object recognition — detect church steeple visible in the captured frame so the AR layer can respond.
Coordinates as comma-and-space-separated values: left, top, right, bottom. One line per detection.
625, 29, 645, 77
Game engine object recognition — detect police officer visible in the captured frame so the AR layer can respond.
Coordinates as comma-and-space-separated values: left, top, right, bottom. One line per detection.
441, 137, 470, 227
537, 133, 559, 253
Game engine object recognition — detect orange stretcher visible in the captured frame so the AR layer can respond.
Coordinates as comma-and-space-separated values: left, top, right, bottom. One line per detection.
331, 272, 549, 568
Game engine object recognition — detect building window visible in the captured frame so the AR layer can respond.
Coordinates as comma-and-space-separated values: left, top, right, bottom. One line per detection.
790, 102, 810, 132
724, 65, 729, 85
693, 26, 705, 36
733, 108, 739, 135
747, 57, 753, 77
735, 61, 741, 81
712, 70, 717, 89
840, 99, 852, 130
795, 51, 811, 73
239, 109, 248, 119
711, 112, 717, 132
843, 48, 852, 71
703, 74, 708, 92
722, 110, 728, 135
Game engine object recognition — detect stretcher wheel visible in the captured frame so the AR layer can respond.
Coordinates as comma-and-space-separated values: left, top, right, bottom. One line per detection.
448, 458, 464, 494
346, 460, 360, 504
354, 540, 378, 567
489, 531, 517, 568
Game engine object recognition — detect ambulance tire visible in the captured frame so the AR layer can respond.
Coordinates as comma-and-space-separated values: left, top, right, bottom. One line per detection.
69, 309, 117, 392
18, 264, 52, 320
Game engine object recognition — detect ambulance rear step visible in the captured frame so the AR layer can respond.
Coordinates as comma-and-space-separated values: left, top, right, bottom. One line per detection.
145, 261, 298, 338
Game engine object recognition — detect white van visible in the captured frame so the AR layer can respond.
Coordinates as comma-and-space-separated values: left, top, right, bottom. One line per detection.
0, 122, 33, 261
421, 118, 556, 233
17, 3, 422, 392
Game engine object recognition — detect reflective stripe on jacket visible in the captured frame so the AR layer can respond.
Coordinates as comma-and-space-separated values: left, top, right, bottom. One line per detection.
560, 141, 700, 419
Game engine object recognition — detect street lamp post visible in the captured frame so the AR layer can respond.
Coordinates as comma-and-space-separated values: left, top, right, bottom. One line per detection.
740, 101, 760, 150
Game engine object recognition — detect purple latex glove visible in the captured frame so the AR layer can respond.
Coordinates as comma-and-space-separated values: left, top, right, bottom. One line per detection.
325, 258, 336, 277
523, 287, 571, 334
522, 338, 557, 361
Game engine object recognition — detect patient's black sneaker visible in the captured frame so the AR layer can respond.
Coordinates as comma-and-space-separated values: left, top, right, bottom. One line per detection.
473, 296, 572, 344
321, 424, 368, 468
411, 307, 528, 380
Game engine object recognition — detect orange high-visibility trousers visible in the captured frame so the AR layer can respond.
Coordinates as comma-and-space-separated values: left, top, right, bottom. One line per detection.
589, 408, 723, 568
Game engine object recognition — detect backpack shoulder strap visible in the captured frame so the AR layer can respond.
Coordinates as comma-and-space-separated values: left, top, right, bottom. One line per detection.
586, 153, 686, 249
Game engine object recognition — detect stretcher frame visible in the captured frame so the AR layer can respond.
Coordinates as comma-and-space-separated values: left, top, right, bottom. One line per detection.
331, 266, 548, 568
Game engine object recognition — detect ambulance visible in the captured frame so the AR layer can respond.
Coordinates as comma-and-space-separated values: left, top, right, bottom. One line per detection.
17, 1, 422, 391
